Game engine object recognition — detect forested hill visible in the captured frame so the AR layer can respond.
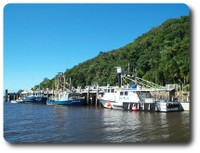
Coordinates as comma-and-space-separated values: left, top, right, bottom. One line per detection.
34, 16, 190, 90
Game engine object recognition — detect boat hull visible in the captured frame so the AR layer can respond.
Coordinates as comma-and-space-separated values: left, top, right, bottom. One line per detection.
46, 99, 85, 106
155, 101, 181, 112
99, 99, 123, 110
100, 98, 182, 112
23, 97, 48, 104
10, 99, 23, 103
10, 100, 17, 103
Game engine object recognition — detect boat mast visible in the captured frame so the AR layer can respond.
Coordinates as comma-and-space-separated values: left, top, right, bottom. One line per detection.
57, 72, 66, 91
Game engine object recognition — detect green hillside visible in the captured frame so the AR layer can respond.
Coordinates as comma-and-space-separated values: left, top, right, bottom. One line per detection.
34, 16, 190, 90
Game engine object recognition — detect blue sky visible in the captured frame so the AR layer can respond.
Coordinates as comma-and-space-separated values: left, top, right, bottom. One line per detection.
3, 3, 189, 92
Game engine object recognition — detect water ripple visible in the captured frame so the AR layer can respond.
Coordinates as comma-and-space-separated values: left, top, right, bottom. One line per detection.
4, 102, 190, 143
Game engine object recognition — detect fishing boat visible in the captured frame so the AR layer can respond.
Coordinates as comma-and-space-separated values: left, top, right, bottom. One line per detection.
46, 91, 85, 106
99, 67, 182, 112
99, 84, 182, 112
99, 85, 154, 110
155, 99, 181, 112
22, 94, 48, 104
46, 72, 85, 106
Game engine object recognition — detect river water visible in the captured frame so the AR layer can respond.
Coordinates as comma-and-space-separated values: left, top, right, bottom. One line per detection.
3, 102, 190, 144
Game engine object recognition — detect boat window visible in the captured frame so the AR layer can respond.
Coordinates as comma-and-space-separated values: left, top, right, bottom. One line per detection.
120, 92, 123, 95
111, 89, 115, 93
108, 89, 110, 93
146, 92, 151, 98
125, 91, 128, 95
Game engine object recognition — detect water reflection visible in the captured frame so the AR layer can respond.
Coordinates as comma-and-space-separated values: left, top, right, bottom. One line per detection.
4, 102, 190, 143
101, 110, 190, 143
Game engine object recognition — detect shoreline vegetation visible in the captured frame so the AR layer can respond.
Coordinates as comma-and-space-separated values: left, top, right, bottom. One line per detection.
31, 16, 189, 94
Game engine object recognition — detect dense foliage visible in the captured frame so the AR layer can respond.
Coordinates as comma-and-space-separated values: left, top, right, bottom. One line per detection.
33, 16, 190, 90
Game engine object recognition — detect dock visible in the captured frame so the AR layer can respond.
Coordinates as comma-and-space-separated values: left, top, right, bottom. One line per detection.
79, 85, 105, 106
4, 90, 20, 101
4, 86, 190, 109
4, 86, 106, 106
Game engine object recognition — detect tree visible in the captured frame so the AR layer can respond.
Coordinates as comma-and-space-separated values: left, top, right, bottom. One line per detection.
33, 16, 190, 88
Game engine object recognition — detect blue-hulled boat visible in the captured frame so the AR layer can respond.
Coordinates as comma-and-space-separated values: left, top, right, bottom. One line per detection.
22, 95, 48, 104
46, 91, 85, 106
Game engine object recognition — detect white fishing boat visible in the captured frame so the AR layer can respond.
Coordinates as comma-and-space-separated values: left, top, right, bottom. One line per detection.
99, 85, 182, 112
99, 85, 154, 110
155, 99, 180, 112
99, 67, 182, 112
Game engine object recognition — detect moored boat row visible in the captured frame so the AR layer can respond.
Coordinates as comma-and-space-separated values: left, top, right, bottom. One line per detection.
9, 67, 188, 112
10, 91, 85, 106
9, 87, 186, 112
10, 94, 47, 104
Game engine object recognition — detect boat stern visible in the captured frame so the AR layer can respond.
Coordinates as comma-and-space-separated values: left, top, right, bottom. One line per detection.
155, 100, 181, 112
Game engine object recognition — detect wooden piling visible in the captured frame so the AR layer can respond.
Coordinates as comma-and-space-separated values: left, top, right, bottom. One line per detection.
5, 89, 8, 101
87, 86, 90, 105
95, 85, 99, 106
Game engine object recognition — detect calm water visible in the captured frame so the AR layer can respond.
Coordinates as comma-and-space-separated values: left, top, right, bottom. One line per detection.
4, 102, 190, 143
